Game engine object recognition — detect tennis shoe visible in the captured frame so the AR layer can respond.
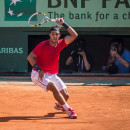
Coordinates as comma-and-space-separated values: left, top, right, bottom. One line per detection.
54, 102, 66, 111
67, 108, 77, 119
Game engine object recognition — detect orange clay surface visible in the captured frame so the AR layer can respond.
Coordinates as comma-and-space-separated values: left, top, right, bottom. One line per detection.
0, 83, 130, 130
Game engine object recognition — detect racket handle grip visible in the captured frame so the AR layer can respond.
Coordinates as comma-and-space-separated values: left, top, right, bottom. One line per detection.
50, 19, 56, 22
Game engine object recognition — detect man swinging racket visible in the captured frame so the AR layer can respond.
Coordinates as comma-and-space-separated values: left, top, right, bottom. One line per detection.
27, 18, 78, 119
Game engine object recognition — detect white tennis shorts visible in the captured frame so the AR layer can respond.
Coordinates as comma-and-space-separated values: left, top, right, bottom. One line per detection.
31, 70, 67, 92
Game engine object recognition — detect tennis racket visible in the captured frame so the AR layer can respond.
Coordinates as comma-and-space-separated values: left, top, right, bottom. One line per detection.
28, 12, 56, 27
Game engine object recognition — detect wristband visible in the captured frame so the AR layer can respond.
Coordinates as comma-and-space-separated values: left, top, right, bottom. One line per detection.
62, 22, 69, 29
33, 63, 41, 72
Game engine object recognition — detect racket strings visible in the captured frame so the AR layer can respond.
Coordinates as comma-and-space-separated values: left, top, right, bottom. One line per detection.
29, 14, 46, 26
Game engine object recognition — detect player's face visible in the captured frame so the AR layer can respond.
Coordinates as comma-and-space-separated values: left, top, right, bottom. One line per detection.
49, 31, 61, 43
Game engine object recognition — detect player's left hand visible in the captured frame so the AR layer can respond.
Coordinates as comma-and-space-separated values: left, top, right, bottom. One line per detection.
56, 18, 64, 25
38, 70, 44, 80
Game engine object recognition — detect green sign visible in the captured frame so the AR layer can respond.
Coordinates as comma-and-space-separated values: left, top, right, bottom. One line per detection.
0, 32, 28, 72
4, 0, 36, 21
46, 0, 130, 27
1, 0, 130, 27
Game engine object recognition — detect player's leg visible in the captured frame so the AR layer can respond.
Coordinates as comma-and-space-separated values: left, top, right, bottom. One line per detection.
50, 74, 69, 108
31, 71, 77, 119
54, 89, 69, 110
31, 70, 65, 103
46, 82, 67, 105
53, 88, 69, 111
60, 88, 69, 101
50, 75, 77, 119
47, 82, 77, 119
50, 74, 69, 100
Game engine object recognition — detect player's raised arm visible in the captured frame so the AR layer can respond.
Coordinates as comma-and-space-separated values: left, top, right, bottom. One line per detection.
56, 18, 78, 44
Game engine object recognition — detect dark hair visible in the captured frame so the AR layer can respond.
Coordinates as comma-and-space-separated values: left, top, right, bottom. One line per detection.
49, 25, 62, 33
109, 37, 124, 55
75, 38, 86, 48
73, 37, 87, 53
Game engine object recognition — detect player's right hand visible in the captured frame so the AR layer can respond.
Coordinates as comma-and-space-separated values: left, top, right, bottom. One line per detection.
56, 18, 64, 25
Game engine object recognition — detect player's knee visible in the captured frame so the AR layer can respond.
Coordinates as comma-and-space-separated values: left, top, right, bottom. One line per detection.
47, 82, 58, 93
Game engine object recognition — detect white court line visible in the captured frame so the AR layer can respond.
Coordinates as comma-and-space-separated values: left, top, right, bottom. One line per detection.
0, 81, 84, 86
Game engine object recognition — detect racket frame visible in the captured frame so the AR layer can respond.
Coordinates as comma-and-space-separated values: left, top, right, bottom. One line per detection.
28, 12, 56, 27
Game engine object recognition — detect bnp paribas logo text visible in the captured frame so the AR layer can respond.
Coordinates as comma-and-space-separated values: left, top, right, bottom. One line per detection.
5, 0, 36, 21
0, 48, 23, 54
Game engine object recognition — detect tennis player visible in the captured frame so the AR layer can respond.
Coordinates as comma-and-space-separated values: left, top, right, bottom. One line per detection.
27, 18, 78, 119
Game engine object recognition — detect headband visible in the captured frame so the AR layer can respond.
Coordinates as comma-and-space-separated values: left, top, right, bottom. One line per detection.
50, 27, 60, 32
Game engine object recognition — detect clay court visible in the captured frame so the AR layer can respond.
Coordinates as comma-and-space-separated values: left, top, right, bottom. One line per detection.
0, 76, 130, 130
